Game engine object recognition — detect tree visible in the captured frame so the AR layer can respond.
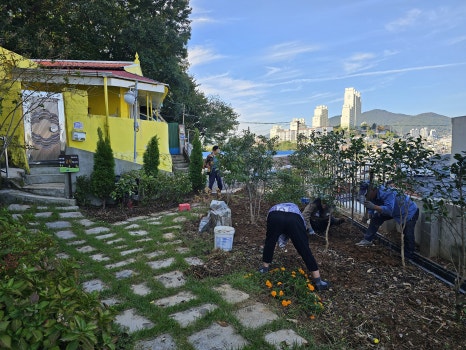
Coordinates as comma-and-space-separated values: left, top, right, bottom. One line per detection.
222, 130, 277, 223
91, 127, 115, 209
143, 135, 160, 177
188, 129, 205, 192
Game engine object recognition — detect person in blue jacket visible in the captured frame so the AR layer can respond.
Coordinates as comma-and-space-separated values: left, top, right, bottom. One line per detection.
259, 202, 330, 291
356, 181, 419, 259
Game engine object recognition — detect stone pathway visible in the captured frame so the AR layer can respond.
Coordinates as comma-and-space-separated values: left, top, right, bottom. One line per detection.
6, 203, 310, 350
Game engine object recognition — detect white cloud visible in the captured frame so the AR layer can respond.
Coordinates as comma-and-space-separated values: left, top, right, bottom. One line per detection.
265, 41, 320, 62
385, 9, 422, 32
343, 52, 376, 74
188, 46, 225, 67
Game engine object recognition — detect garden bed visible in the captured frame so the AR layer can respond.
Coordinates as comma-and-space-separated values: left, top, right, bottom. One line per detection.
85, 191, 465, 349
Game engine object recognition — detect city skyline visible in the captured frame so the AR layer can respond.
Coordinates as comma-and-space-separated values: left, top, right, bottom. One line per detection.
187, 1, 466, 136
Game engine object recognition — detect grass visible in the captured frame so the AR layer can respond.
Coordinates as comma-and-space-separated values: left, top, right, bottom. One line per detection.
11, 202, 338, 350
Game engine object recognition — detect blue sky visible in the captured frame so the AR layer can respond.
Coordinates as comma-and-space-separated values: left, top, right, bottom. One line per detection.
187, 0, 466, 135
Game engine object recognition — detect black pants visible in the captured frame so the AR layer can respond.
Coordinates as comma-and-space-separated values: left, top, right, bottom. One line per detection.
263, 211, 319, 272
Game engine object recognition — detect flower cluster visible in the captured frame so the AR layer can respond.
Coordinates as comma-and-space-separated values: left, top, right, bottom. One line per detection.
263, 267, 324, 318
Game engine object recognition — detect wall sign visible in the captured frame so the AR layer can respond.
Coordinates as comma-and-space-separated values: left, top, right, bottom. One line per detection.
59, 154, 79, 173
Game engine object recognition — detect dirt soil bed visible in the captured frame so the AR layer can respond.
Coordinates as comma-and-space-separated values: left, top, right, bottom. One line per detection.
84, 191, 465, 350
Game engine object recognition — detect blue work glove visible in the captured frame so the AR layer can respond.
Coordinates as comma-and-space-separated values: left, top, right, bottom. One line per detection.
308, 227, 315, 235
364, 201, 376, 210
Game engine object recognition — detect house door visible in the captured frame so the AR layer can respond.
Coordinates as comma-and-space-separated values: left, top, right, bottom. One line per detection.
23, 91, 66, 164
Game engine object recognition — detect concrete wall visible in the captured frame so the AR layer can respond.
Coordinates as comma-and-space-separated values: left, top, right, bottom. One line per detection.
451, 115, 466, 162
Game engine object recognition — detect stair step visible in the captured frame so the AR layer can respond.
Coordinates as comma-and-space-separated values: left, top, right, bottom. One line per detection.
29, 166, 61, 175
22, 183, 65, 197
25, 173, 65, 185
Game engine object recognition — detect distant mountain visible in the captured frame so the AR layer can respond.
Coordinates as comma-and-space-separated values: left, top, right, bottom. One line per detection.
329, 109, 452, 136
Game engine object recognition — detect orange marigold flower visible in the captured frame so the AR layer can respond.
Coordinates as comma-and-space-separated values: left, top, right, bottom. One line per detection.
271, 290, 277, 297
277, 281, 283, 286
280, 267, 286, 271
281, 300, 292, 307
307, 283, 315, 291
279, 290, 284, 296
265, 280, 272, 288
310, 315, 315, 320
298, 268, 305, 275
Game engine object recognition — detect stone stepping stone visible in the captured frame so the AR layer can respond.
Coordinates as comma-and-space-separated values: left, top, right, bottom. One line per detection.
46, 221, 71, 229
78, 219, 95, 227
59, 211, 83, 219
115, 269, 137, 279
128, 230, 148, 237
76, 245, 96, 253
234, 302, 279, 329
95, 233, 116, 240
135, 238, 152, 243
169, 303, 217, 328
145, 219, 161, 224
134, 334, 177, 350
125, 223, 140, 229
126, 215, 150, 222
121, 248, 144, 256
154, 270, 186, 288
264, 329, 309, 349
12, 214, 22, 220
214, 284, 250, 305
7, 204, 30, 211
172, 216, 187, 223
175, 247, 190, 254
57, 253, 70, 259
90, 253, 110, 262
163, 225, 182, 231
145, 251, 164, 259
35, 212, 53, 218
131, 283, 151, 296
160, 239, 182, 246
101, 298, 121, 306
56, 206, 80, 211
152, 291, 196, 308
106, 238, 124, 245
105, 258, 135, 269
67, 240, 87, 246
187, 323, 249, 350
54, 230, 77, 240
85, 227, 110, 235
82, 279, 107, 293
113, 220, 130, 226
114, 308, 154, 334
184, 257, 204, 266
147, 258, 174, 270
162, 232, 175, 240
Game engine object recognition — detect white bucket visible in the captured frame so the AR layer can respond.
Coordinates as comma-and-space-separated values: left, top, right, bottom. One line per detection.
214, 226, 235, 251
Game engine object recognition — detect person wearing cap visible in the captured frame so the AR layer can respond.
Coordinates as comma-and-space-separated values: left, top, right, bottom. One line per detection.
356, 181, 419, 259
259, 202, 331, 291
302, 197, 345, 234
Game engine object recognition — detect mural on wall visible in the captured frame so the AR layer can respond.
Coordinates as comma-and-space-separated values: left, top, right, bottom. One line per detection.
22, 91, 66, 163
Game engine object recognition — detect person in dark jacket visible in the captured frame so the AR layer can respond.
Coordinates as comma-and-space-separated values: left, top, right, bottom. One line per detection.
259, 202, 331, 291
302, 197, 345, 234
356, 181, 419, 259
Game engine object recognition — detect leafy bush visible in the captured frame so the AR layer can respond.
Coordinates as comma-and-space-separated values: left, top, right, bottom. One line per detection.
74, 175, 92, 207
0, 210, 118, 349
139, 172, 192, 205
111, 170, 140, 207
265, 169, 304, 204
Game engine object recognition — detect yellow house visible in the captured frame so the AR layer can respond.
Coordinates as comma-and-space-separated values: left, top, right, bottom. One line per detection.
1, 47, 172, 192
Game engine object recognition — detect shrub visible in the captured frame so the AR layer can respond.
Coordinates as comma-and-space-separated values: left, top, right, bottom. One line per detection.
139, 172, 192, 205
0, 210, 118, 349
111, 170, 140, 208
188, 129, 205, 192
143, 135, 160, 177
91, 127, 115, 209
265, 169, 304, 204
74, 175, 92, 207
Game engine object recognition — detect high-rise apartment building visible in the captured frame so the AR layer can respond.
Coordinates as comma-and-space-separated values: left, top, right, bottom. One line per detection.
340, 87, 361, 129
312, 105, 329, 127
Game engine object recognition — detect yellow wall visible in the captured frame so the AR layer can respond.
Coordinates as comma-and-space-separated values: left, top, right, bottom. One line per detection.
63, 89, 172, 172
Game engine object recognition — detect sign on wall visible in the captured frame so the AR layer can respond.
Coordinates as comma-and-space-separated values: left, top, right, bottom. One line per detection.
59, 154, 79, 173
